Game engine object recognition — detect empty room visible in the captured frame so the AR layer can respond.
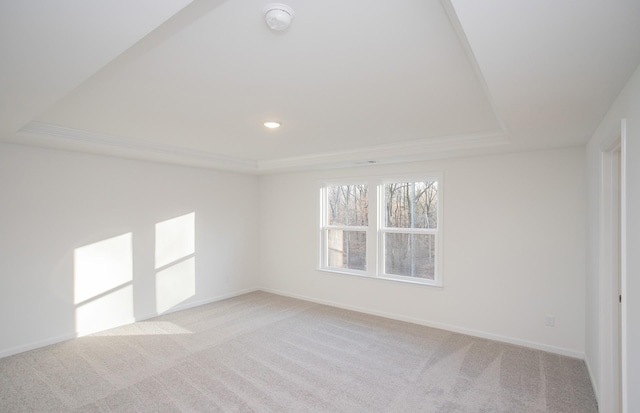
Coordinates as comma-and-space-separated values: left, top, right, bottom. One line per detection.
1, 1, 639, 412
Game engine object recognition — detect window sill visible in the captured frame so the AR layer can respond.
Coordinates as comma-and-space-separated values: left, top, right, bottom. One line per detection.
317, 267, 443, 288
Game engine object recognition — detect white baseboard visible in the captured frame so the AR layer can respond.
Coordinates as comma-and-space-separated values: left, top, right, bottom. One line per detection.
584, 355, 600, 407
1, 286, 584, 361
0, 333, 79, 359
135, 287, 260, 321
259, 287, 585, 359
0, 287, 259, 360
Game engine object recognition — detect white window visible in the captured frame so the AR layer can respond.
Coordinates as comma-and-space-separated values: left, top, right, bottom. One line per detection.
320, 174, 443, 286
320, 183, 368, 273
379, 179, 441, 284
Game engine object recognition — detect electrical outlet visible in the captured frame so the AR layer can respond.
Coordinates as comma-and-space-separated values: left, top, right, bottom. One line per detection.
545, 314, 555, 327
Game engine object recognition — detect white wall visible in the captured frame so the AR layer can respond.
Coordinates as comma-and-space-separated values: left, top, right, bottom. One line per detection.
586, 64, 640, 412
0, 143, 259, 357
258, 147, 586, 356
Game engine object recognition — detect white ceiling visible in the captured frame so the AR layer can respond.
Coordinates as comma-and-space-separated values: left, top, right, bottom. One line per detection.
2, 0, 640, 173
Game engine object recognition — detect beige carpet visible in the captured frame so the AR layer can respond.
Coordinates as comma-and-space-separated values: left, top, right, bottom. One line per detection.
0, 291, 597, 412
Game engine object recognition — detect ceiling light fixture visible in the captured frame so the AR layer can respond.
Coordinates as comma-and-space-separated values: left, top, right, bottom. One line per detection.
264, 4, 294, 31
264, 121, 281, 129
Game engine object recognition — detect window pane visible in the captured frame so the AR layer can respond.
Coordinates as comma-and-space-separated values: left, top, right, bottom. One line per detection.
327, 229, 366, 271
385, 181, 437, 229
327, 185, 368, 226
384, 233, 435, 279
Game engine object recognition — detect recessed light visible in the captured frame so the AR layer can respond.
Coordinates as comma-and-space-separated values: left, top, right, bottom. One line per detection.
264, 121, 281, 129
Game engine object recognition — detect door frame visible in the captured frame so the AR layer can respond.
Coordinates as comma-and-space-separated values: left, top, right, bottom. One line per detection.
599, 118, 627, 412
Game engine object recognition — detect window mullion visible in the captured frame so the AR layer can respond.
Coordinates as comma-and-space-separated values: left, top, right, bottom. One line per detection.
380, 227, 437, 234
367, 178, 377, 276
377, 181, 385, 278
325, 225, 368, 231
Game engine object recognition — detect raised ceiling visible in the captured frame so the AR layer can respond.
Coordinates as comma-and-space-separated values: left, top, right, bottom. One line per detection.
2, 0, 640, 173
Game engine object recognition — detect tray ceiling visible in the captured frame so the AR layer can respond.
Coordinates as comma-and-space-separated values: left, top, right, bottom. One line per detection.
3, 0, 640, 173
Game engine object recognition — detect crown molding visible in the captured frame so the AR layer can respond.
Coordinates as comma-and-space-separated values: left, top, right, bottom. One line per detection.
15, 122, 510, 174
257, 131, 510, 172
16, 122, 258, 173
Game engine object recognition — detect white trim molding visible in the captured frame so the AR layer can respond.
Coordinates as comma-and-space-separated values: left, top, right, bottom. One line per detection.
597, 118, 627, 413
620, 119, 628, 413
16, 122, 258, 173
259, 287, 585, 359
259, 132, 509, 172
0, 287, 258, 360
16, 121, 510, 174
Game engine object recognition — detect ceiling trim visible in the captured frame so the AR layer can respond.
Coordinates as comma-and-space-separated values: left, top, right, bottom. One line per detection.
16, 121, 257, 173
16, 122, 510, 174
257, 131, 510, 172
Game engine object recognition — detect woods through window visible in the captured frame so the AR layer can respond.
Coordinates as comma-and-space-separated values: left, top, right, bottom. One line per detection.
323, 184, 368, 272
320, 174, 442, 286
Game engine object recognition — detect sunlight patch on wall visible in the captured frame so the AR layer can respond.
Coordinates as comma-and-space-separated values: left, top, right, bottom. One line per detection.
156, 257, 196, 314
155, 212, 195, 268
75, 286, 134, 336
74, 233, 134, 336
155, 212, 196, 314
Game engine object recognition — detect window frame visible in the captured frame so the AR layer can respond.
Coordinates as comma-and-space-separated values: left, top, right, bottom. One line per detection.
319, 180, 370, 276
318, 173, 443, 287
377, 174, 443, 286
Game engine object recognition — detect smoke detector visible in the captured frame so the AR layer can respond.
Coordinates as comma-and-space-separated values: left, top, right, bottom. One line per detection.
264, 4, 294, 31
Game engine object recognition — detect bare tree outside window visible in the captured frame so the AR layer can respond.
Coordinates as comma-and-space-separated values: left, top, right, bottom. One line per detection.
320, 176, 442, 286
328, 185, 368, 227
325, 185, 368, 271
384, 181, 438, 279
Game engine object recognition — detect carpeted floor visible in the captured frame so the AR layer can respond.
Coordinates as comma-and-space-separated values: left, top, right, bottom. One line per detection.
0, 291, 597, 412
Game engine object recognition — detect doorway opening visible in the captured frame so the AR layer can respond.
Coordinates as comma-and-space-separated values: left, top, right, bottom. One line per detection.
600, 119, 627, 413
